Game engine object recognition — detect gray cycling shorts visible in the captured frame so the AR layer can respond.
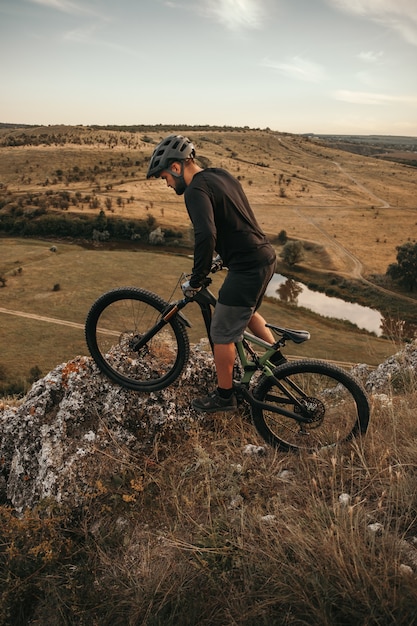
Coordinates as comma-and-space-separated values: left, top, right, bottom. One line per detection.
210, 302, 254, 344
210, 261, 275, 344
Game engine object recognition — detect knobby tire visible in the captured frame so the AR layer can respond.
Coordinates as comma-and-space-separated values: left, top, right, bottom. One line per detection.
251, 359, 370, 452
85, 287, 190, 392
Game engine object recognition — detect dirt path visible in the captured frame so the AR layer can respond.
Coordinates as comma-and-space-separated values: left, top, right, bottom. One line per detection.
0, 306, 367, 370
297, 158, 391, 279
332, 161, 391, 209
293, 205, 364, 278
292, 205, 417, 304
0, 307, 85, 330
277, 138, 389, 279
287, 155, 416, 305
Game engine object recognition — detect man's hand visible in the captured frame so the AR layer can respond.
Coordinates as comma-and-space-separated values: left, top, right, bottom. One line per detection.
211, 254, 223, 273
181, 280, 201, 298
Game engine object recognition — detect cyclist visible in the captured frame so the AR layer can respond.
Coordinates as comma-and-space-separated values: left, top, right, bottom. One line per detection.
147, 134, 277, 413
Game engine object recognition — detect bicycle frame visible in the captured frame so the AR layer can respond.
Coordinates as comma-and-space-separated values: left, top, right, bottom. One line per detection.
191, 285, 281, 373
181, 286, 316, 424
85, 275, 370, 449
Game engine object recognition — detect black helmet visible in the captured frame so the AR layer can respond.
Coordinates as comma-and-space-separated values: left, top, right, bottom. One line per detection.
146, 134, 195, 179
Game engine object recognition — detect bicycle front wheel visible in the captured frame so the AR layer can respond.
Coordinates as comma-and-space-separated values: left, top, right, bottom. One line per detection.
85, 287, 190, 392
251, 359, 370, 452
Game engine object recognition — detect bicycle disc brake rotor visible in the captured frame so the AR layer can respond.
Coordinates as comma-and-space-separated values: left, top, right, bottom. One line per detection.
294, 396, 325, 428
121, 332, 150, 356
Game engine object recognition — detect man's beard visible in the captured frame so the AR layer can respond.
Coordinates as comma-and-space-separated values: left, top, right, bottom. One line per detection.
174, 176, 187, 195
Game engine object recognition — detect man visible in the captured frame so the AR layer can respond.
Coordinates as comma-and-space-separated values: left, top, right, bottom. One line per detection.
147, 134, 276, 413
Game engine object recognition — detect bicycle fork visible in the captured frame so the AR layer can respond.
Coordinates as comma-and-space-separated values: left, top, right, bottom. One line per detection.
131, 299, 191, 351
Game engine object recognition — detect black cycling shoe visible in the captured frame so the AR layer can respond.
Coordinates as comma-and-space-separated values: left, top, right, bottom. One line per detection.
192, 389, 237, 413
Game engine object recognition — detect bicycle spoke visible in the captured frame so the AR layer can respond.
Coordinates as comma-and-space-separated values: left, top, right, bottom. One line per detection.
251, 360, 369, 452
85, 288, 189, 392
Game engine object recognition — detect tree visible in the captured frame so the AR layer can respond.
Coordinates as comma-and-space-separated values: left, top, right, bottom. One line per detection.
95, 209, 107, 231
281, 240, 305, 267
386, 242, 417, 292
29, 365, 42, 383
277, 229, 287, 244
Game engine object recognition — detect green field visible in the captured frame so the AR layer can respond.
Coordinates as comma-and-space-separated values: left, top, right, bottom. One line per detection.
0, 238, 396, 389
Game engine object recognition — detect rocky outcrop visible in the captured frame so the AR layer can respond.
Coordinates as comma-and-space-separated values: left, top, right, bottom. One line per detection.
0, 346, 216, 513
1, 341, 416, 513
364, 340, 417, 392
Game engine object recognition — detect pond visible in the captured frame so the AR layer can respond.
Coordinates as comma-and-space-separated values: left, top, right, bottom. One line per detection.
266, 274, 416, 338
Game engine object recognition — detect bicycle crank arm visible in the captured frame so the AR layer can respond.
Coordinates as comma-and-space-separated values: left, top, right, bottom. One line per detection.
237, 385, 313, 424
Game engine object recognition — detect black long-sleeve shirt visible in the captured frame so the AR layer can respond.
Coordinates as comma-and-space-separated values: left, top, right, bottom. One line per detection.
184, 168, 275, 287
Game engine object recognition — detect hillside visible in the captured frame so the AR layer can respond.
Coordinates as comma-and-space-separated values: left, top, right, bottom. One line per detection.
0, 125, 416, 392
0, 342, 416, 624
1, 124, 416, 278
307, 133, 417, 165
0, 126, 417, 623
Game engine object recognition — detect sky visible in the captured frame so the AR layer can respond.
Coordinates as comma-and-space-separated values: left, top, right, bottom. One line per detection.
0, 0, 416, 135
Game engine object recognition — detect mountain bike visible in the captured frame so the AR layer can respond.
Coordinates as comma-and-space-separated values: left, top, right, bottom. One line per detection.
85, 260, 370, 452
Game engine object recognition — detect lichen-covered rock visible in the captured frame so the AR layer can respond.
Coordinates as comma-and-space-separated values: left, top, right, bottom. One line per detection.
365, 340, 417, 392
0, 346, 216, 513
1, 340, 416, 513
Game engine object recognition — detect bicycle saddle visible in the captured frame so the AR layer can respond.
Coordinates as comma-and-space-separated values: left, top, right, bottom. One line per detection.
266, 324, 310, 344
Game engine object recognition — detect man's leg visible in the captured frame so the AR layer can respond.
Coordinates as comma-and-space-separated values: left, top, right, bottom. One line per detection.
213, 342, 236, 389
192, 342, 237, 413
248, 311, 274, 343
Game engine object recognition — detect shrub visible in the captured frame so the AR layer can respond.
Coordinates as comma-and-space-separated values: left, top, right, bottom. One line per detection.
281, 240, 305, 266
277, 229, 287, 244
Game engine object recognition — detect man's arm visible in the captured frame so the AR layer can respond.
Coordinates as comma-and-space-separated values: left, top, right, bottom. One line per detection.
185, 187, 217, 287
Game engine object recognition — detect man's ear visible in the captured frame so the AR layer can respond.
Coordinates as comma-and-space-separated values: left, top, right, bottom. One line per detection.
170, 161, 181, 174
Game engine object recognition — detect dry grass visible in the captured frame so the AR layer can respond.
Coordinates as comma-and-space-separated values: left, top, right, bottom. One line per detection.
1, 376, 416, 625
1, 128, 416, 278
1, 127, 416, 623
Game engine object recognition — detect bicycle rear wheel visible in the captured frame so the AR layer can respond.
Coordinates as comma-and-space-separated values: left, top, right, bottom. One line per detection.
85, 287, 189, 392
251, 359, 370, 452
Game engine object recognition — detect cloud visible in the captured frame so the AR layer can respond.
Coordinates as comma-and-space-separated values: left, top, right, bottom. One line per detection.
29, 0, 93, 16
357, 50, 383, 62
326, 0, 417, 45
206, 0, 266, 30
28, 0, 112, 22
62, 25, 140, 56
262, 56, 327, 83
164, 0, 269, 31
334, 89, 417, 105
63, 23, 100, 43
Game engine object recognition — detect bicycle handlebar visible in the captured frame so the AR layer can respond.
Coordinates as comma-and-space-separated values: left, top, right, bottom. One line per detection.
181, 256, 224, 298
